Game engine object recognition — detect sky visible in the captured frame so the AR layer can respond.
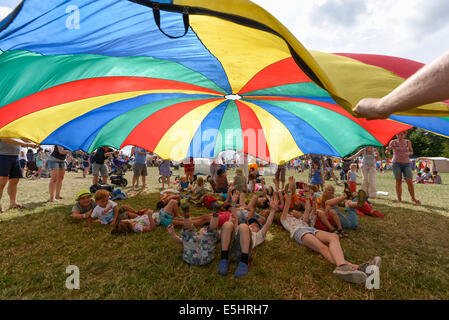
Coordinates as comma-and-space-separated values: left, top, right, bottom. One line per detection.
1, 0, 448, 63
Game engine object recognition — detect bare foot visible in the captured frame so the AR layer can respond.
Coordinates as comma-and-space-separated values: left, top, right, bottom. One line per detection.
49, 199, 59, 202
56, 196, 64, 200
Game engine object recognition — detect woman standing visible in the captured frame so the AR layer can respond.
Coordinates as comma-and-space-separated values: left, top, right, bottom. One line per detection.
46, 145, 71, 202
159, 159, 171, 189
348, 146, 379, 198
386, 132, 420, 204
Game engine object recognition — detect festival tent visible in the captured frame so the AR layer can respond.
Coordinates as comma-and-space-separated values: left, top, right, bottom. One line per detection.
0, 0, 448, 164
417, 157, 449, 173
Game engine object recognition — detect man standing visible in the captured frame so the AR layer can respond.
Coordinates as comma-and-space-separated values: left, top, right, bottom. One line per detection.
131, 146, 148, 190
0, 139, 38, 213
91, 146, 116, 185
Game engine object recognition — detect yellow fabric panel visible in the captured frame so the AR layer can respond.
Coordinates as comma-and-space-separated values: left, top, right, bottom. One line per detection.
175, 0, 339, 97
189, 15, 291, 94
176, 0, 449, 116
153, 99, 225, 161
241, 101, 303, 163
0, 90, 216, 143
310, 51, 449, 117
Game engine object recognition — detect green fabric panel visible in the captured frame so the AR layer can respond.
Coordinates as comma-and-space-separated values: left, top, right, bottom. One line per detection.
87, 97, 207, 153
243, 82, 331, 98
0, 50, 226, 108
214, 101, 243, 157
250, 98, 383, 155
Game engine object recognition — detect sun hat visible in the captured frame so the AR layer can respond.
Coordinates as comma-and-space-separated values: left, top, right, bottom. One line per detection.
75, 189, 93, 201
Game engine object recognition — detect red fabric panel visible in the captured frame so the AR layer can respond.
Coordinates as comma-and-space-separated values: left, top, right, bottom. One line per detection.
121, 99, 218, 150
236, 101, 270, 161
238, 58, 311, 95
244, 96, 412, 146
0, 77, 222, 128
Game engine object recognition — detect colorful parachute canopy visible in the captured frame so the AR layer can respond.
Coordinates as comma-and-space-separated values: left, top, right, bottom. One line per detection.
0, 0, 447, 163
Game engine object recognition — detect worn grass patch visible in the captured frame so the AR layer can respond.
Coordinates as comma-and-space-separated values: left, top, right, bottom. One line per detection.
1, 168, 448, 299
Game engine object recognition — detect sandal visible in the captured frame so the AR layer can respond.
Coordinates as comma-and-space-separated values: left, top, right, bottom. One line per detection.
8, 204, 26, 210
413, 199, 421, 205
337, 229, 349, 237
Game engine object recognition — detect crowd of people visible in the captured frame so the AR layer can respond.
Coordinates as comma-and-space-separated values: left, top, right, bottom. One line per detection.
67, 146, 392, 284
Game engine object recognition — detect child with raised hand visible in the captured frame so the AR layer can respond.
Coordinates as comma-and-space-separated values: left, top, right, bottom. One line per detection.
280, 183, 381, 284
218, 190, 275, 277
167, 201, 220, 266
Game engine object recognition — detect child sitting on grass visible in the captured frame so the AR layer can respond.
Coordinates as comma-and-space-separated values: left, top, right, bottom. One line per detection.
89, 190, 119, 227
177, 176, 189, 192
233, 168, 247, 193
88, 190, 139, 228
188, 177, 206, 198
432, 171, 442, 184
72, 190, 95, 220
167, 202, 220, 266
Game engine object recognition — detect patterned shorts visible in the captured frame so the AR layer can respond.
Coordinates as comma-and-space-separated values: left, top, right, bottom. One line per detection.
181, 227, 218, 266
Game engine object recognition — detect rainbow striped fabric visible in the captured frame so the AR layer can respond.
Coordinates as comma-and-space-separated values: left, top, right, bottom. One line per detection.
0, 0, 447, 163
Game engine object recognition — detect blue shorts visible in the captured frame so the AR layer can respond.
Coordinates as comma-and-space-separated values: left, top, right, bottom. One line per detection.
293, 227, 320, 245
19, 159, 26, 169
159, 209, 173, 227
392, 162, 413, 180
47, 160, 66, 171
0, 155, 23, 179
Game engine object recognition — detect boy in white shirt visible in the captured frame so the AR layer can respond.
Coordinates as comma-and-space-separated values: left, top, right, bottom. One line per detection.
89, 189, 119, 227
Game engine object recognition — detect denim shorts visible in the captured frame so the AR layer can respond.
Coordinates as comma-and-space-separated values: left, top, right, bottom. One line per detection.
392, 162, 413, 180
293, 227, 320, 245
46, 160, 66, 171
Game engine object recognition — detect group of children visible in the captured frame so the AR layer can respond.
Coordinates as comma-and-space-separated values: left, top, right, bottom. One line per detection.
414, 167, 442, 184
71, 167, 384, 285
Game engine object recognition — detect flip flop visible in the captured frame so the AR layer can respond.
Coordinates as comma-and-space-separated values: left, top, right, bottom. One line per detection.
8, 204, 26, 210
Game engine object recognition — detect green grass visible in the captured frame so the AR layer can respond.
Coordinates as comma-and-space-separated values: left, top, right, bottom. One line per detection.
1, 168, 448, 299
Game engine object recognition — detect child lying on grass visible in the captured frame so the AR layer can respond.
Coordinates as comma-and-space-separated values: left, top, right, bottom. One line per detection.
217, 191, 276, 277
167, 202, 220, 266
281, 185, 381, 284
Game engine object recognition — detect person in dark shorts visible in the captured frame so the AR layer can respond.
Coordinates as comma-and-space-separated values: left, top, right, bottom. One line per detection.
0, 139, 37, 213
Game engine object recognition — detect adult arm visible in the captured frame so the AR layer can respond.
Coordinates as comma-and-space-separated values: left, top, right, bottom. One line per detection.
354, 50, 449, 119
348, 148, 364, 161
56, 146, 72, 155
0, 138, 38, 148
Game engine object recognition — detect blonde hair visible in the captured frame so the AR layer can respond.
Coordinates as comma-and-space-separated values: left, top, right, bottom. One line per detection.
236, 168, 243, 176
196, 177, 204, 187
350, 163, 357, 169
94, 189, 110, 201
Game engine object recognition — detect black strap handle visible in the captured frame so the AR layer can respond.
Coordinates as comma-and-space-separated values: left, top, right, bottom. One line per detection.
152, 4, 190, 39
